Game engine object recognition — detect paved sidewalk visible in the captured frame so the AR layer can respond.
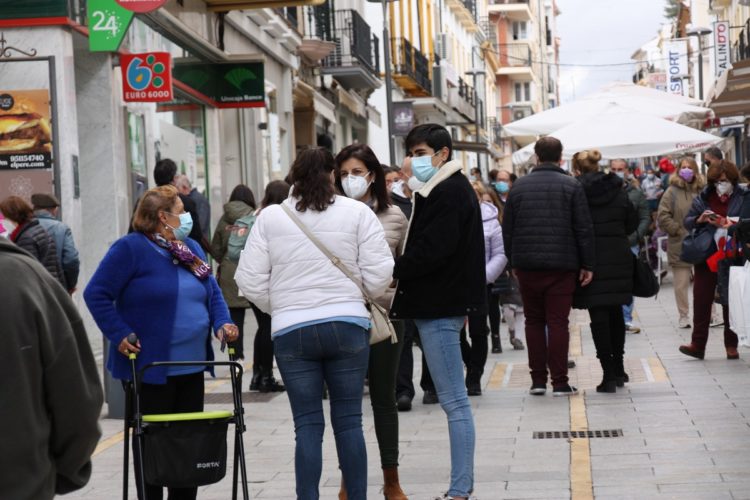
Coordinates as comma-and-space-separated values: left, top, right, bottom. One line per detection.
69, 281, 750, 499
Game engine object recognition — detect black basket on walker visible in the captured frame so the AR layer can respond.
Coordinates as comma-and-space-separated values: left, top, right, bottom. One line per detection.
141, 411, 232, 488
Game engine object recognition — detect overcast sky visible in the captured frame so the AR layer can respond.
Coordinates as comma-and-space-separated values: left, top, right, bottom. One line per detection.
556, 0, 668, 103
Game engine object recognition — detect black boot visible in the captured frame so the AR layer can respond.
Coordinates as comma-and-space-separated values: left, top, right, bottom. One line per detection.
259, 373, 285, 393
614, 356, 628, 387
465, 367, 482, 396
491, 333, 502, 353
249, 365, 261, 391
596, 356, 617, 393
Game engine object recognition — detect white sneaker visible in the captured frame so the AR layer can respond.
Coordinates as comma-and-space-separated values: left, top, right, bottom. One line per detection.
625, 323, 641, 334
678, 317, 691, 329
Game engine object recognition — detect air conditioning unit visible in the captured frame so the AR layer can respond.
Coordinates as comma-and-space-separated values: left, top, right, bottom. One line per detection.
432, 65, 449, 103
513, 108, 532, 121
435, 33, 452, 61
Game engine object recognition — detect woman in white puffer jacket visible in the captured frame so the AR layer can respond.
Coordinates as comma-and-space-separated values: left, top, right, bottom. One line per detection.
235, 147, 393, 500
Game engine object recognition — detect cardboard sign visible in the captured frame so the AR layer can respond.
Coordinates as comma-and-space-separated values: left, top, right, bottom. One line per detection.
121, 52, 174, 102
115, 0, 167, 13
88, 0, 135, 52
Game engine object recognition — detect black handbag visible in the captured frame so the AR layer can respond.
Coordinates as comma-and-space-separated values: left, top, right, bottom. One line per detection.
680, 227, 716, 264
632, 253, 660, 298
491, 273, 513, 295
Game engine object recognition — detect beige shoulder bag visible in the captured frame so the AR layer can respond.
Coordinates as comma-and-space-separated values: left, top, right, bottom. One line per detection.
281, 204, 397, 345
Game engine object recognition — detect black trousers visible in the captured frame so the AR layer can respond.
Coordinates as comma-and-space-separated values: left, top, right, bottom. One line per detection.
487, 286, 501, 338
250, 304, 274, 376
229, 307, 246, 359
460, 314, 489, 380
134, 372, 205, 500
395, 319, 435, 399
588, 305, 626, 378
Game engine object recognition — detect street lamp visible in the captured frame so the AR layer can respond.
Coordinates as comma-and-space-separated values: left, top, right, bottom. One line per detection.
366, 0, 398, 166
686, 26, 712, 101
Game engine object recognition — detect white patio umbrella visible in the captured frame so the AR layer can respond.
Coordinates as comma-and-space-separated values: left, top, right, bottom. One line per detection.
504, 96, 711, 136
589, 82, 704, 106
511, 103, 721, 165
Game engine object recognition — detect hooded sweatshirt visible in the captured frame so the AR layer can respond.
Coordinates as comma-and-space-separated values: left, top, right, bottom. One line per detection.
480, 201, 508, 283
0, 238, 103, 499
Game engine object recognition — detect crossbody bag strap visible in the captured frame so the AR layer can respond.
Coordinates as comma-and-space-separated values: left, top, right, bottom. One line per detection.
280, 203, 373, 303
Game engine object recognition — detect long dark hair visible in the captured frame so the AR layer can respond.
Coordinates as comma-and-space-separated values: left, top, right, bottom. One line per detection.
229, 184, 257, 210
334, 144, 390, 214
289, 147, 336, 212
261, 180, 290, 208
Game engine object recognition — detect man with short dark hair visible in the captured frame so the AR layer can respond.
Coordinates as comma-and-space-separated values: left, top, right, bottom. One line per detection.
31, 193, 80, 293
502, 136, 595, 397
704, 146, 723, 169
391, 123, 485, 498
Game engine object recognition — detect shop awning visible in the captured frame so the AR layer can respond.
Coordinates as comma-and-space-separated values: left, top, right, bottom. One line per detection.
203, 0, 325, 12
453, 141, 492, 155
707, 59, 750, 118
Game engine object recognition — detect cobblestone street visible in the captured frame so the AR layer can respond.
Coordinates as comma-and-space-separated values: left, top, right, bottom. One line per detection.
71, 282, 750, 499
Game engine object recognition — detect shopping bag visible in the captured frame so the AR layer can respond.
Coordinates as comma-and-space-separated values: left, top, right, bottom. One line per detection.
728, 261, 750, 347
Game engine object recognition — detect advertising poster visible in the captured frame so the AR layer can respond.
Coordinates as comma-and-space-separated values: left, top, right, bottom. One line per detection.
392, 101, 414, 137
121, 52, 174, 102
0, 89, 54, 201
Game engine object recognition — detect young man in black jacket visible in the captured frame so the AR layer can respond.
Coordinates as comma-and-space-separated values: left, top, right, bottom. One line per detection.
502, 137, 595, 397
390, 124, 486, 500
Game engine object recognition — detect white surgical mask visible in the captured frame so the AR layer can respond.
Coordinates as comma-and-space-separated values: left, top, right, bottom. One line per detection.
391, 180, 406, 198
407, 176, 425, 192
614, 171, 625, 180
341, 174, 371, 200
2, 220, 16, 234
716, 181, 733, 196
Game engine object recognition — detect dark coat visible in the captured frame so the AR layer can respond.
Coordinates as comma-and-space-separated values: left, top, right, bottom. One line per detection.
573, 172, 639, 309
502, 164, 595, 272
685, 184, 745, 230
391, 162, 487, 319
390, 192, 413, 219
13, 219, 64, 286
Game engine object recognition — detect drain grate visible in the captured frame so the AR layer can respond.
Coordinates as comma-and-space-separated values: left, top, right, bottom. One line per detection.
533, 429, 623, 439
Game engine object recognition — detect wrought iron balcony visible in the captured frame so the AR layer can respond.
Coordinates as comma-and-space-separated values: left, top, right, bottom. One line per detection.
392, 38, 432, 97
305, 7, 381, 90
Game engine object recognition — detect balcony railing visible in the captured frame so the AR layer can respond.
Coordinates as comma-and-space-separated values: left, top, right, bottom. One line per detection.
462, 0, 477, 19
495, 42, 532, 67
321, 10, 379, 74
735, 18, 750, 63
392, 37, 431, 95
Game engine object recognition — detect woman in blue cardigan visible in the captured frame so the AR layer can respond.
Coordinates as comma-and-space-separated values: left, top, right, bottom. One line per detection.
84, 185, 237, 500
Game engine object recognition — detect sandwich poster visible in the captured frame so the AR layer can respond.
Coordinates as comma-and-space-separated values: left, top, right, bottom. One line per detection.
0, 90, 53, 170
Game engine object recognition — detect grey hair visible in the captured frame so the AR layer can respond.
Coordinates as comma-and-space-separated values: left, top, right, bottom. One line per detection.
175, 175, 192, 190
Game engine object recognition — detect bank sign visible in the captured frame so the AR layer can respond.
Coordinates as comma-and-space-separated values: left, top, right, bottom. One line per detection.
714, 21, 730, 78
121, 52, 174, 102
663, 39, 688, 96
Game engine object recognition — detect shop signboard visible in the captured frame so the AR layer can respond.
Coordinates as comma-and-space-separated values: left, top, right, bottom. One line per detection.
115, 0, 167, 12
392, 101, 414, 136
0, 89, 54, 200
121, 52, 174, 102
663, 39, 688, 96
172, 61, 265, 108
0, 0, 69, 20
88, 0, 135, 52
714, 21, 730, 78
647, 72, 668, 92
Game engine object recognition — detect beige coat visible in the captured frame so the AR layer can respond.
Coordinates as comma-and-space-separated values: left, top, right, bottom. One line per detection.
375, 204, 408, 309
657, 174, 704, 268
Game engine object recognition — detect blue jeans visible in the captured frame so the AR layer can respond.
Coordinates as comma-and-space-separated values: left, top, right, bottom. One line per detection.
415, 317, 476, 497
274, 322, 370, 500
622, 245, 640, 324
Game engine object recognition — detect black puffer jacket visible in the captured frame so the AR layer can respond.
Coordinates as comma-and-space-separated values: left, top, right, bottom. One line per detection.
502, 164, 595, 272
391, 161, 487, 319
13, 219, 64, 286
573, 172, 638, 309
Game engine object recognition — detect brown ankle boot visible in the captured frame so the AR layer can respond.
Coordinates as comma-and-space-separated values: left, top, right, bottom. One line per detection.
338, 477, 347, 500
383, 466, 408, 500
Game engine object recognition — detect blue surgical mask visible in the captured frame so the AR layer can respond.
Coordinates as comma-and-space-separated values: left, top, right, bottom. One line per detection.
411, 152, 441, 182
166, 212, 193, 240
494, 181, 510, 194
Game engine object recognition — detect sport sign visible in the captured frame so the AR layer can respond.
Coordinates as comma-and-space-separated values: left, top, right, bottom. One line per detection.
115, 0, 167, 12
88, 0, 135, 52
120, 53, 174, 102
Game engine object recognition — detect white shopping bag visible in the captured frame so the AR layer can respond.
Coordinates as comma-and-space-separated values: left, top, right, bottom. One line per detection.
728, 261, 750, 347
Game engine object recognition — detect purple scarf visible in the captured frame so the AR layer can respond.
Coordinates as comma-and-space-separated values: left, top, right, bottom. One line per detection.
148, 233, 211, 280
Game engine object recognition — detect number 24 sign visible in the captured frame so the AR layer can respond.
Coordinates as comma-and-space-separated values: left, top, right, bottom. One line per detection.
121, 52, 174, 102
88, 0, 135, 52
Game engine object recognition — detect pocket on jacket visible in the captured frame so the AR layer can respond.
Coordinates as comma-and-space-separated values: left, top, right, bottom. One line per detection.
331, 323, 369, 354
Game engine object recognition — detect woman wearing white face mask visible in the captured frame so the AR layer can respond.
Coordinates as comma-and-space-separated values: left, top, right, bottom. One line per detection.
680, 160, 743, 361
334, 143, 409, 500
